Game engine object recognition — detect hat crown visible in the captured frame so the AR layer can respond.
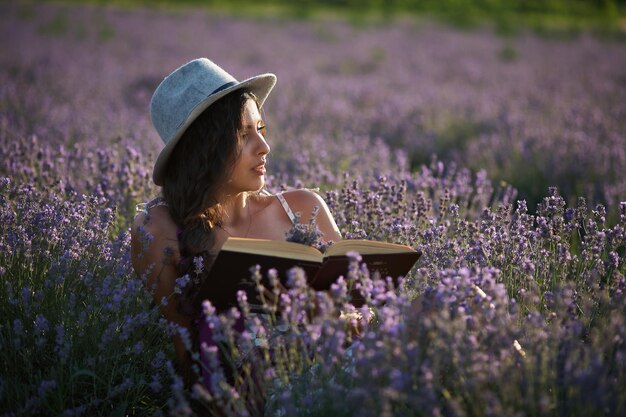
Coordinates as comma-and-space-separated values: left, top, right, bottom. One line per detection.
150, 58, 237, 145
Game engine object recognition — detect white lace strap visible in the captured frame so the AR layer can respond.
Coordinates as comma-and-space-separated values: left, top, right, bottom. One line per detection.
135, 202, 148, 214
136, 196, 168, 214
276, 192, 298, 226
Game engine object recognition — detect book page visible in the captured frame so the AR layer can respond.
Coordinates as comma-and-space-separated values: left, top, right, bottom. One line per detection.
324, 239, 416, 257
222, 237, 324, 263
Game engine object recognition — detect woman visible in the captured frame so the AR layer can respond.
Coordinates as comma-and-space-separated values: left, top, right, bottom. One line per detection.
129, 58, 342, 384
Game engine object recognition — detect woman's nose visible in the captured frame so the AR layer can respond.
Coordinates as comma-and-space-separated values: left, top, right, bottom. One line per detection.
257, 135, 270, 156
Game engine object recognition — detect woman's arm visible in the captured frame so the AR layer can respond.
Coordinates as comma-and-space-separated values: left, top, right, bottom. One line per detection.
130, 209, 194, 382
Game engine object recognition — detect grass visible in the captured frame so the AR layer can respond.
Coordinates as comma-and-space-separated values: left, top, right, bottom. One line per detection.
28, 0, 626, 39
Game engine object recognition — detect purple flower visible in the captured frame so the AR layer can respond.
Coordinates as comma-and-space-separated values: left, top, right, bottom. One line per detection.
174, 274, 191, 294
37, 379, 57, 397
149, 374, 163, 393
34, 314, 49, 335
13, 318, 24, 337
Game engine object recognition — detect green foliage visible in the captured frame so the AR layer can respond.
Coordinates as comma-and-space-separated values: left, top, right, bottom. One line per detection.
497, 42, 517, 62
0, 181, 172, 415
38, 12, 69, 36
40, 0, 626, 36
98, 22, 116, 41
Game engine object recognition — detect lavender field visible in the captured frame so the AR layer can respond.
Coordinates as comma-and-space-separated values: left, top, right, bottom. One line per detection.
1, 2, 626, 416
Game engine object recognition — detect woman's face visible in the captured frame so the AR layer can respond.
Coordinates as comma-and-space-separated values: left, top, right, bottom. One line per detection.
227, 98, 270, 194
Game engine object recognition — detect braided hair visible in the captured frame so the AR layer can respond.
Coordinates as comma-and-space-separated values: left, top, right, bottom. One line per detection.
161, 89, 261, 316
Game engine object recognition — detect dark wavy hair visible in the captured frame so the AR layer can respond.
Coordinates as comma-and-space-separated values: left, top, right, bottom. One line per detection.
161, 89, 261, 315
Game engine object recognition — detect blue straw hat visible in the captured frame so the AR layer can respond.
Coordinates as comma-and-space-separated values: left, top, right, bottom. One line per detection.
150, 58, 277, 186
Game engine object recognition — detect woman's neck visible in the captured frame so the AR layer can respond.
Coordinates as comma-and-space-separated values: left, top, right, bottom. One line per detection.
220, 192, 252, 230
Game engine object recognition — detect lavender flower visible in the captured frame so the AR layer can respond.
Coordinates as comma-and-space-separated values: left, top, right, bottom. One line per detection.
285, 205, 332, 252
2, 2, 626, 415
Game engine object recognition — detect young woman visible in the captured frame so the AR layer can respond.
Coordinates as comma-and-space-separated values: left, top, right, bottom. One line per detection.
129, 58, 342, 383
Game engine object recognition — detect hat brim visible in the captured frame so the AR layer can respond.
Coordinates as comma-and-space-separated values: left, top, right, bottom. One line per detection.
152, 73, 276, 186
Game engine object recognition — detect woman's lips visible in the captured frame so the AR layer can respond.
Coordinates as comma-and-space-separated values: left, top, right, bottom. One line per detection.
252, 164, 266, 175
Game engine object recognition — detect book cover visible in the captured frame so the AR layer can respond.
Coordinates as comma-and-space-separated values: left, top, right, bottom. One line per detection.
192, 238, 421, 311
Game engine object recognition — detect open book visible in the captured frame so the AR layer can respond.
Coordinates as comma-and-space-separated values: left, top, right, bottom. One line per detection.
192, 238, 421, 312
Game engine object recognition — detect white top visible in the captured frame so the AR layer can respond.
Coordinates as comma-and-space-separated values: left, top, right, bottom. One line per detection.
137, 193, 299, 226
275, 192, 298, 226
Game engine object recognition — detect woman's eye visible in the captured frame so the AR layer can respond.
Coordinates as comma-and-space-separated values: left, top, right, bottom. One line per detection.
241, 124, 266, 141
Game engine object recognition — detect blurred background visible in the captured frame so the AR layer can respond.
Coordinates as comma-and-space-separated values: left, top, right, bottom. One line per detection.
59, 0, 626, 34
2, 0, 626, 214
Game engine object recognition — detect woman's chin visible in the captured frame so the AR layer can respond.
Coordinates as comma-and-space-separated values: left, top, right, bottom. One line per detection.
244, 179, 266, 193
227, 176, 266, 195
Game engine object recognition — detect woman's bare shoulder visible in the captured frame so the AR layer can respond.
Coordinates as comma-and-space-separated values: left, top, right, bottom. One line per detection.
280, 188, 327, 213
280, 188, 342, 241
130, 205, 180, 271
